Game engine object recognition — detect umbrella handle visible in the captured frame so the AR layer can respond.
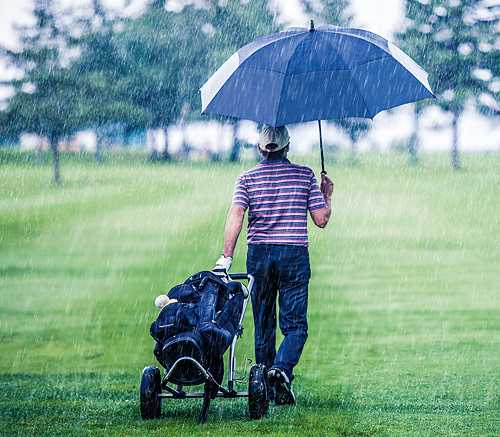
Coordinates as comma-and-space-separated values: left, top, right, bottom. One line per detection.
318, 120, 326, 175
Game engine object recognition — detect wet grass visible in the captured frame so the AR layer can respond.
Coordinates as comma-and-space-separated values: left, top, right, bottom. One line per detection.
1, 150, 500, 436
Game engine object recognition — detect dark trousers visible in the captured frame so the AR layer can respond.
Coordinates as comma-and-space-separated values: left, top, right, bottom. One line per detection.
246, 244, 311, 382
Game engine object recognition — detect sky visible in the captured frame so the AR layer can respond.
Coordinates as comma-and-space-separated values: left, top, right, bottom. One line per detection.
0, 0, 405, 51
276, 0, 405, 37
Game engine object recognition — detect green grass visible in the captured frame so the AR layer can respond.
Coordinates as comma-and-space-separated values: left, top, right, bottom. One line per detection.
1, 150, 499, 436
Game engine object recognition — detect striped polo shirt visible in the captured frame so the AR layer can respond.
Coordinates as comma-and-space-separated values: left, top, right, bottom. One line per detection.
232, 158, 327, 247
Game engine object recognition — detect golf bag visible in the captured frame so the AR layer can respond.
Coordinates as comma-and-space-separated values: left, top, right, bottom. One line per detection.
150, 271, 245, 392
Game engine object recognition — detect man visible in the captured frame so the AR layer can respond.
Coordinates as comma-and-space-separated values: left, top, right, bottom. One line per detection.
214, 125, 333, 405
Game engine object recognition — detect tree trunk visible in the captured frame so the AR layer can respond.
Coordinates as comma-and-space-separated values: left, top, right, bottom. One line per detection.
450, 111, 460, 170
50, 133, 60, 184
409, 107, 420, 165
349, 129, 358, 166
230, 139, 241, 162
229, 121, 239, 162
94, 139, 102, 164
94, 126, 103, 164
162, 146, 171, 161
36, 144, 44, 166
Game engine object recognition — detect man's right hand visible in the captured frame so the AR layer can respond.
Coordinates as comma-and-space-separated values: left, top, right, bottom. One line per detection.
311, 173, 333, 228
320, 173, 334, 199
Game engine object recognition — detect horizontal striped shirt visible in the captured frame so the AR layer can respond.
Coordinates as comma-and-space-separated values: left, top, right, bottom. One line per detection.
232, 158, 327, 247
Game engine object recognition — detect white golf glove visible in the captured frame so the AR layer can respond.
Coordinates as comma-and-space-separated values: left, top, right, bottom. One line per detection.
213, 255, 232, 279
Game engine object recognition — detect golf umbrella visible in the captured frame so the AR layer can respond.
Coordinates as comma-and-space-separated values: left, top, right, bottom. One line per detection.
200, 21, 435, 173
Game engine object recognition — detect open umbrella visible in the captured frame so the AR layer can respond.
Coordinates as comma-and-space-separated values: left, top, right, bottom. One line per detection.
200, 21, 435, 173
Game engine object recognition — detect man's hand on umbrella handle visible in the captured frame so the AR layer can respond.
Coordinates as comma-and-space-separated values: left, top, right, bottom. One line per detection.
320, 173, 334, 199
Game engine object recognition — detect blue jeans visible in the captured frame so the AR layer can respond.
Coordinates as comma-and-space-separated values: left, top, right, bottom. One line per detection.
246, 244, 311, 382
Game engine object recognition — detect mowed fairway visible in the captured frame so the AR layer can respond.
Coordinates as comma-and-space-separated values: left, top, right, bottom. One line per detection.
1, 151, 499, 436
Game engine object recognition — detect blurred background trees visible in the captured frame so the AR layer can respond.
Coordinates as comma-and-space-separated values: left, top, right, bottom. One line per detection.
396, 0, 500, 169
0, 0, 282, 181
1, 0, 500, 181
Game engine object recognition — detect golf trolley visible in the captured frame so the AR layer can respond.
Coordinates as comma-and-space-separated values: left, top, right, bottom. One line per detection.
140, 272, 269, 423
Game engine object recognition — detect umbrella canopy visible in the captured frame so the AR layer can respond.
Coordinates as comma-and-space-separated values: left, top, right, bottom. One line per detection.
200, 21, 435, 171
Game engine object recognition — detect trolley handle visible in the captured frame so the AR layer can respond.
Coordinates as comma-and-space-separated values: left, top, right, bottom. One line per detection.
229, 273, 250, 280
229, 273, 254, 294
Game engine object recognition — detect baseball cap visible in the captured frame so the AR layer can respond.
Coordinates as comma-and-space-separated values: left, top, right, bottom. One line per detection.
258, 125, 290, 152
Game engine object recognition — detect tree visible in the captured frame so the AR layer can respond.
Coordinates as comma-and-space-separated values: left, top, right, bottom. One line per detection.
205, 0, 279, 69
1, 0, 91, 183
306, 0, 352, 26
68, 0, 150, 161
396, 0, 500, 169
337, 118, 370, 166
473, 2, 500, 117
202, 0, 280, 160
114, 0, 280, 135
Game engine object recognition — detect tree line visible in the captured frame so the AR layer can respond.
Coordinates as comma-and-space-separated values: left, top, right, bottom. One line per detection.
1, 0, 499, 182
0, 0, 348, 182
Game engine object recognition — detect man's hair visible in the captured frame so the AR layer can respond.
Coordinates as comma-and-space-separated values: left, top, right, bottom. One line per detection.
259, 145, 288, 159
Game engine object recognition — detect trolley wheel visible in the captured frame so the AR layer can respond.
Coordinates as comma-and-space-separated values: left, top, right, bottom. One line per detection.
248, 364, 269, 419
140, 366, 162, 419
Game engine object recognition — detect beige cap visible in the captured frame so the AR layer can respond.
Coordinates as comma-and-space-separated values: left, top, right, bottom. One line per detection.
258, 125, 290, 152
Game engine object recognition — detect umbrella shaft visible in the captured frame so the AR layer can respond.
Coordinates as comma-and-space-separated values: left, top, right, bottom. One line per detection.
319, 120, 326, 174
